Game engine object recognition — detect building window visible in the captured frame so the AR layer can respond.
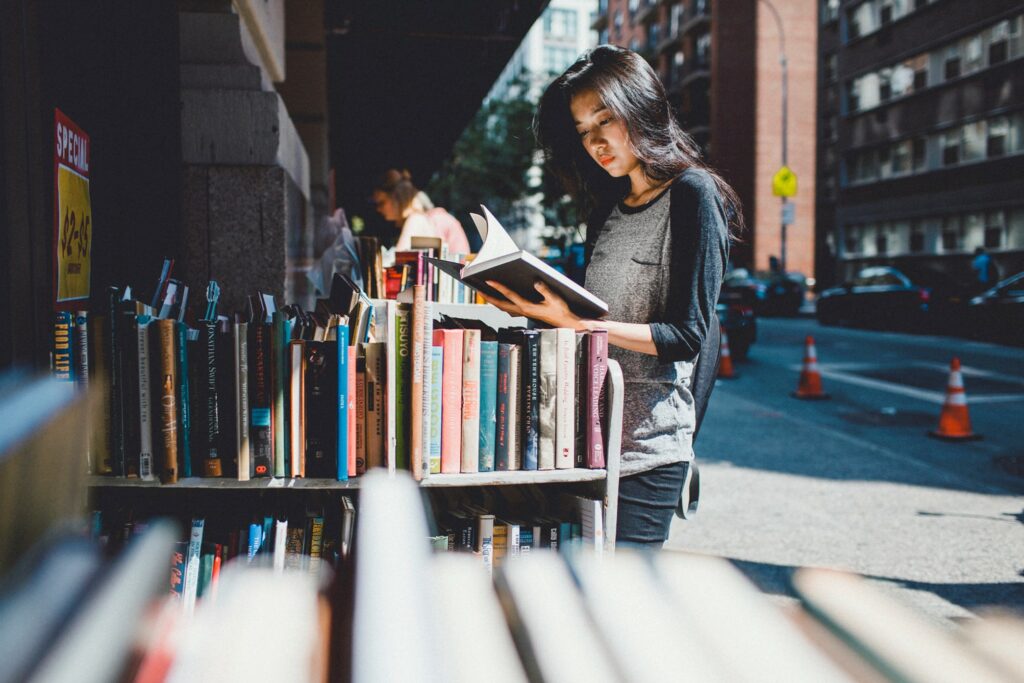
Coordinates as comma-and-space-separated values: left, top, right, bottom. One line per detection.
988, 117, 1008, 157
543, 46, 577, 74
630, 37, 641, 52
984, 211, 1005, 249
942, 217, 963, 252
844, 227, 861, 255
964, 35, 984, 74
943, 45, 961, 80
822, 0, 840, 24
910, 225, 925, 252
941, 130, 961, 166
694, 0, 708, 16
963, 121, 986, 162
629, 0, 640, 17
614, 10, 624, 29
876, 230, 889, 255
648, 22, 660, 50
696, 32, 711, 66
823, 53, 837, 83
670, 3, 684, 36
989, 20, 1010, 64
544, 9, 578, 39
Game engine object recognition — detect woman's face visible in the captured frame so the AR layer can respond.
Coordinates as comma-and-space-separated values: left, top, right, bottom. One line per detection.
372, 190, 400, 223
570, 89, 639, 179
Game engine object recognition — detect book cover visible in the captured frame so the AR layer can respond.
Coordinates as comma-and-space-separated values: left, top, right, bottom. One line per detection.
428, 345, 443, 474
585, 329, 609, 469
272, 312, 289, 478
288, 340, 305, 478
176, 322, 193, 478
460, 329, 481, 474
336, 324, 350, 480
424, 205, 609, 318
555, 328, 576, 469
433, 329, 463, 474
136, 315, 155, 481
478, 341, 498, 472
153, 318, 180, 483
355, 350, 366, 474
365, 341, 387, 471
248, 321, 273, 477
507, 344, 522, 471
537, 329, 557, 470
305, 340, 338, 478
394, 303, 412, 471
495, 343, 512, 471
234, 321, 251, 481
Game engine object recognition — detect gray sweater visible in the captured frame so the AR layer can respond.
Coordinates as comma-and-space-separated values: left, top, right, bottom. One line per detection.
583, 169, 729, 476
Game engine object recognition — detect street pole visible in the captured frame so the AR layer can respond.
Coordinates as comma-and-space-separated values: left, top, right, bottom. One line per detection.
759, 0, 787, 273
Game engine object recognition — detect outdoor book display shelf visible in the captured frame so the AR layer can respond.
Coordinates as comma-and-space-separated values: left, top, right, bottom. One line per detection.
86, 301, 625, 551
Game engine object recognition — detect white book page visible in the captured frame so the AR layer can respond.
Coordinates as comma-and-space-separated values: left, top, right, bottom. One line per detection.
466, 205, 521, 272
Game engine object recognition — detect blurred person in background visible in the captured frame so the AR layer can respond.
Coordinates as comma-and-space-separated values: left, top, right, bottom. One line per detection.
971, 246, 998, 293
372, 169, 471, 253
480, 45, 743, 549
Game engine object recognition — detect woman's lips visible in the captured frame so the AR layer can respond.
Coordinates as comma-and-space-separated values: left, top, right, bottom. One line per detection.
599, 156, 614, 167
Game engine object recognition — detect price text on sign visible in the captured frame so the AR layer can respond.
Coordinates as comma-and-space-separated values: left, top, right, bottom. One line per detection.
54, 109, 92, 306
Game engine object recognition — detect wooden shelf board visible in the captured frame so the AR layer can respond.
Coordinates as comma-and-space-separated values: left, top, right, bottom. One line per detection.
420, 469, 607, 487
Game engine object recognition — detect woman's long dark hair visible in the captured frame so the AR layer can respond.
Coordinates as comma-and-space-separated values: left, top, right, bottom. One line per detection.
535, 45, 743, 238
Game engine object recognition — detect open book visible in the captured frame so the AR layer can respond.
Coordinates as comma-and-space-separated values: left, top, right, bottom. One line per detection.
425, 206, 609, 318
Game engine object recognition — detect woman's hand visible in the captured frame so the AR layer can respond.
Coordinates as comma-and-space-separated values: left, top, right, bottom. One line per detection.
480, 280, 583, 330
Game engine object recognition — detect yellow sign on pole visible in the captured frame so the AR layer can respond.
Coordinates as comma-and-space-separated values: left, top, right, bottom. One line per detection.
54, 109, 92, 307
772, 165, 798, 198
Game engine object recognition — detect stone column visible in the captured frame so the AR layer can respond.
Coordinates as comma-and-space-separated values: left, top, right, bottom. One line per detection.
179, 4, 313, 315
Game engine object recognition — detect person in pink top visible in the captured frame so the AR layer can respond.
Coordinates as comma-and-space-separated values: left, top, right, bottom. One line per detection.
372, 169, 471, 254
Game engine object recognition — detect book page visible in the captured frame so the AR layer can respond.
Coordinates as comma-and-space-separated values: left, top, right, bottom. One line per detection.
471, 205, 520, 265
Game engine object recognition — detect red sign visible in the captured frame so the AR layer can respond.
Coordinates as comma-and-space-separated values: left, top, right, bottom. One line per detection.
53, 108, 92, 308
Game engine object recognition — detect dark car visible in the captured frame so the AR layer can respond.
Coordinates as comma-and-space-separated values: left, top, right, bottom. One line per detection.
717, 290, 757, 360
817, 265, 968, 331
723, 269, 807, 317
964, 271, 1024, 345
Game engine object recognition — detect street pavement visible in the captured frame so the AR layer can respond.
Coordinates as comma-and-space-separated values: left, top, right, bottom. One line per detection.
666, 317, 1024, 627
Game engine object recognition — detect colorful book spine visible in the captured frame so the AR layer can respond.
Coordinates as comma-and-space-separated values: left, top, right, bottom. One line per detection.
394, 303, 412, 472
73, 311, 89, 390
477, 514, 495, 576
434, 329, 463, 473
507, 345, 522, 470
419, 298, 433, 480
249, 322, 273, 477
288, 340, 305, 478
521, 330, 540, 470
216, 318, 236, 477
234, 321, 251, 481
304, 341, 338, 478
555, 328, 575, 469
52, 311, 74, 381
495, 343, 512, 471
177, 322, 193, 478
272, 313, 289, 478
183, 518, 205, 616
201, 321, 222, 476
355, 351, 366, 474
308, 516, 325, 576
136, 315, 155, 481
574, 332, 586, 468
586, 329, 609, 468
478, 341, 498, 472
538, 329, 557, 470
347, 345, 357, 478
428, 345, 444, 474
460, 329, 481, 474
336, 324, 350, 480
107, 288, 126, 476
365, 341, 387, 471
170, 542, 187, 598
410, 285, 427, 480
154, 319, 180, 483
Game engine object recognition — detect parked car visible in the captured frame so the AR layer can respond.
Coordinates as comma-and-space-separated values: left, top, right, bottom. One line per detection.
722, 268, 807, 317
964, 271, 1024, 345
717, 290, 757, 360
817, 265, 968, 331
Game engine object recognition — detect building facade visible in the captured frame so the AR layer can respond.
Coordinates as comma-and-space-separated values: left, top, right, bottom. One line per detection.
594, 0, 819, 278
818, 0, 1024, 287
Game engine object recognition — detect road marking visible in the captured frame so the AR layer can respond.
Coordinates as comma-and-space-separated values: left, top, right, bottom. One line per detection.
912, 361, 1024, 386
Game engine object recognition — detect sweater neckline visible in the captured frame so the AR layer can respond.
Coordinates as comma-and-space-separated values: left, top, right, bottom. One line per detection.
617, 183, 672, 215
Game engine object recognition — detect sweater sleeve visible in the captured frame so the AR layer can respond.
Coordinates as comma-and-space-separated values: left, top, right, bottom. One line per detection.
648, 171, 729, 363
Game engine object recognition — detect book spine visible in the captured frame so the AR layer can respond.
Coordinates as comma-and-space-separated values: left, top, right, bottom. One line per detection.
154, 319, 179, 483
347, 345, 357, 478
201, 321, 222, 476
273, 519, 288, 572
249, 323, 273, 477
395, 304, 411, 471
177, 322, 193, 478
460, 329, 481, 473
216, 319, 237, 478
574, 332, 586, 468
366, 342, 385, 471
538, 329, 557, 470
336, 324, 350, 480
52, 311, 74, 381
89, 314, 112, 474
285, 526, 304, 570
555, 328, 575, 469
107, 289, 126, 476
308, 516, 324, 576
355, 350, 366, 474
507, 345, 521, 470
420, 298, 433, 480
235, 322, 250, 481
170, 543, 187, 597
495, 343, 511, 471
435, 329, 462, 473
477, 514, 494, 576
409, 285, 426, 480
289, 340, 305, 478
586, 329, 609, 468
478, 341, 498, 472
121, 310, 141, 478
428, 345, 443, 474
136, 315, 155, 481
73, 311, 89, 390
247, 522, 262, 561
509, 523, 521, 559
183, 518, 205, 616
522, 331, 540, 470
272, 313, 288, 478
305, 341, 338, 478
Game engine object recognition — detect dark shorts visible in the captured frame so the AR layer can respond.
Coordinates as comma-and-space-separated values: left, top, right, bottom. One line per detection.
616, 460, 689, 549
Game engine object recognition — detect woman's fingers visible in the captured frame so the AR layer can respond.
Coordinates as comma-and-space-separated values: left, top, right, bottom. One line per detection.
486, 281, 530, 308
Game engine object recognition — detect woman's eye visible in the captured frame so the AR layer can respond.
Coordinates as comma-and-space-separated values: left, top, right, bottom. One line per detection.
600, 118, 612, 126
579, 129, 589, 138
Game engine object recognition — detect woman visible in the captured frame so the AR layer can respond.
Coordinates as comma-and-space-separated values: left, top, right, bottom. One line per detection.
372, 169, 470, 253
480, 46, 742, 548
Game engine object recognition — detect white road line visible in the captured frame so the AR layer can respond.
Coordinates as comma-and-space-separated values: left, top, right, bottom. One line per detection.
787, 364, 1024, 404
913, 361, 1024, 386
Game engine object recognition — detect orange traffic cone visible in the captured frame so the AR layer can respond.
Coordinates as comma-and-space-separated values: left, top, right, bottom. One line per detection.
718, 326, 738, 379
792, 336, 830, 400
929, 357, 981, 441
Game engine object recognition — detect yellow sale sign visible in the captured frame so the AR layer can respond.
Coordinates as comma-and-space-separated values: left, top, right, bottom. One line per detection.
54, 109, 91, 306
